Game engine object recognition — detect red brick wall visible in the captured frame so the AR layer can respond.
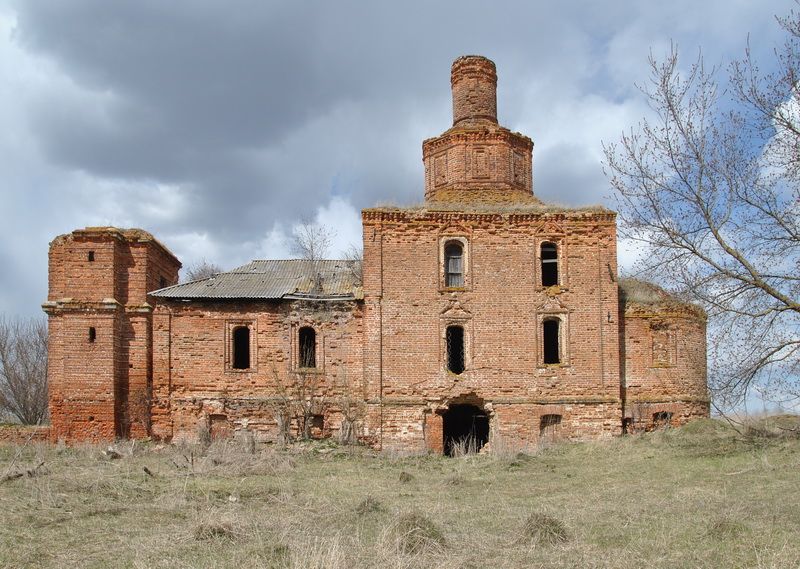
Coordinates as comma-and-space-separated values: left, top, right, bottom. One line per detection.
45, 228, 180, 443
362, 208, 622, 451
621, 304, 709, 431
423, 56, 535, 203
150, 299, 364, 443
0, 425, 50, 445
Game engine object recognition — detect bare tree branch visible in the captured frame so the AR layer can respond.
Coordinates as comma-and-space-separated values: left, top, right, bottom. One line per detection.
0, 316, 48, 425
182, 259, 223, 282
289, 218, 335, 262
604, 5, 800, 409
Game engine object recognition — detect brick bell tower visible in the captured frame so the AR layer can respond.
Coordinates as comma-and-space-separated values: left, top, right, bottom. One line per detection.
422, 55, 537, 204
43, 227, 181, 442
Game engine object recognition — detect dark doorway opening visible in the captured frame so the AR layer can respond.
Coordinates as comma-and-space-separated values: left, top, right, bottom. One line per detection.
442, 404, 489, 456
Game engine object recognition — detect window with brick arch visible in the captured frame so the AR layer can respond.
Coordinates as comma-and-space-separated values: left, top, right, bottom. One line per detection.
444, 241, 464, 288
299, 327, 316, 368
541, 242, 558, 286
232, 326, 250, 370
446, 325, 465, 374
543, 319, 561, 364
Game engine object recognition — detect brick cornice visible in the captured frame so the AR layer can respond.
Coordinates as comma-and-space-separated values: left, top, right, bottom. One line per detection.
362, 208, 616, 224
42, 298, 121, 314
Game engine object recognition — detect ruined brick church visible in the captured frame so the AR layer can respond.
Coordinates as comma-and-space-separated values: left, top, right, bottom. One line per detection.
43, 56, 709, 452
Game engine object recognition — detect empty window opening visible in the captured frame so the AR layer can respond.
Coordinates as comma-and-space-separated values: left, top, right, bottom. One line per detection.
88, 251, 95, 262
446, 325, 465, 374
540, 414, 562, 445
232, 326, 250, 369
299, 327, 316, 368
445, 242, 464, 287
88, 327, 96, 343
311, 414, 325, 439
442, 404, 489, 456
159, 276, 167, 289
653, 411, 673, 428
543, 319, 560, 364
541, 242, 558, 286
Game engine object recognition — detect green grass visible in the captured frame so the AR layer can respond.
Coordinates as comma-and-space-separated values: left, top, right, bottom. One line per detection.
1, 417, 799, 568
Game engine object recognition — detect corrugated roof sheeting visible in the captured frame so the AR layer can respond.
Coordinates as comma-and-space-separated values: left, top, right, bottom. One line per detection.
150, 259, 362, 300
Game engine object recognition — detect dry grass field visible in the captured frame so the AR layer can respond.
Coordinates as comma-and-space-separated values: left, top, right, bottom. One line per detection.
1, 417, 799, 569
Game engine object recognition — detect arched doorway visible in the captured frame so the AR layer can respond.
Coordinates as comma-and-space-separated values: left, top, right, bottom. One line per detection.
442, 404, 489, 456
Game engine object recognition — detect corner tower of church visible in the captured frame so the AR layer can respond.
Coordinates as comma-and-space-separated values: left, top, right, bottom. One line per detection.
423, 55, 536, 204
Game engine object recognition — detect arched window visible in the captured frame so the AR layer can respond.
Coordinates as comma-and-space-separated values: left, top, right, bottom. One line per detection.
232, 326, 250, 370
446, 325, 465, 374
541, 242, 558, 286
445, 242, 464, 288
299, 327, 316, 368
543, 319, 560, 364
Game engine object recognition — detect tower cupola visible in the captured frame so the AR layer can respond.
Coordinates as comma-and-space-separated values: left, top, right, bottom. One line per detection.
422, 55, 537, 204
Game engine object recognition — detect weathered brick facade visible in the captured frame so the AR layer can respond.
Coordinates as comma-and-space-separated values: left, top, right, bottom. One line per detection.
43, 56, 709, 450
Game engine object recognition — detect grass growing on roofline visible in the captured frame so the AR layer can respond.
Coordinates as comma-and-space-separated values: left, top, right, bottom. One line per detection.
1, 416, 799, 568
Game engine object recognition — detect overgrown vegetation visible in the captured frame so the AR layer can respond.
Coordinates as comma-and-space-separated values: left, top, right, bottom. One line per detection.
604, 4, 800, 408
1, 417, 799, 568
0, 315, 48, 425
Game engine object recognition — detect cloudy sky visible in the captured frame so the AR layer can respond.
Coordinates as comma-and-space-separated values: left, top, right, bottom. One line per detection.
0, 0, 795, 318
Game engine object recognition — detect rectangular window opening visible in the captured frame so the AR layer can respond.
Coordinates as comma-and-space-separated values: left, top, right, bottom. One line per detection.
444, 242, 465, 288
446, 325, 465, 374
543, 319, 560, 364
299, 327, 316, 368
541, 243, 558, 286
232, 326, 251, 369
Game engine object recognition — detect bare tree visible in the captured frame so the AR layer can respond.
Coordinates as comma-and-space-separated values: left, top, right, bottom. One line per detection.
0, 316, 48, 425
343, 243, 363, 286
604, 6, 799, 408
289, 218, 335, 262
182, 259, 222, 282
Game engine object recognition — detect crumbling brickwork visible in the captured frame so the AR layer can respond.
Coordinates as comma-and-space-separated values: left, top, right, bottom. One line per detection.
619, 280, 709, 432
43, 56, 709, 449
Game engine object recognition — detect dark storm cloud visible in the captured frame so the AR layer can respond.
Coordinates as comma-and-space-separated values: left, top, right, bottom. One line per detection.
1, 0, 795, 316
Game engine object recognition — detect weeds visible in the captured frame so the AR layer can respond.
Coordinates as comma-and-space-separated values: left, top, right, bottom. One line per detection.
0, 417, 798, 568
518, 512, 569, 546
391, 513, 446, 553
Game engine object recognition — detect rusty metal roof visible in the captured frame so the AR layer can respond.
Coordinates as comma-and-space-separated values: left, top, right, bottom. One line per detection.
150, 260, 362, 301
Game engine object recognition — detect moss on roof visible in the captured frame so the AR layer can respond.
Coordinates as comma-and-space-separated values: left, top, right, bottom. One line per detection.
619, 278, 706, 319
